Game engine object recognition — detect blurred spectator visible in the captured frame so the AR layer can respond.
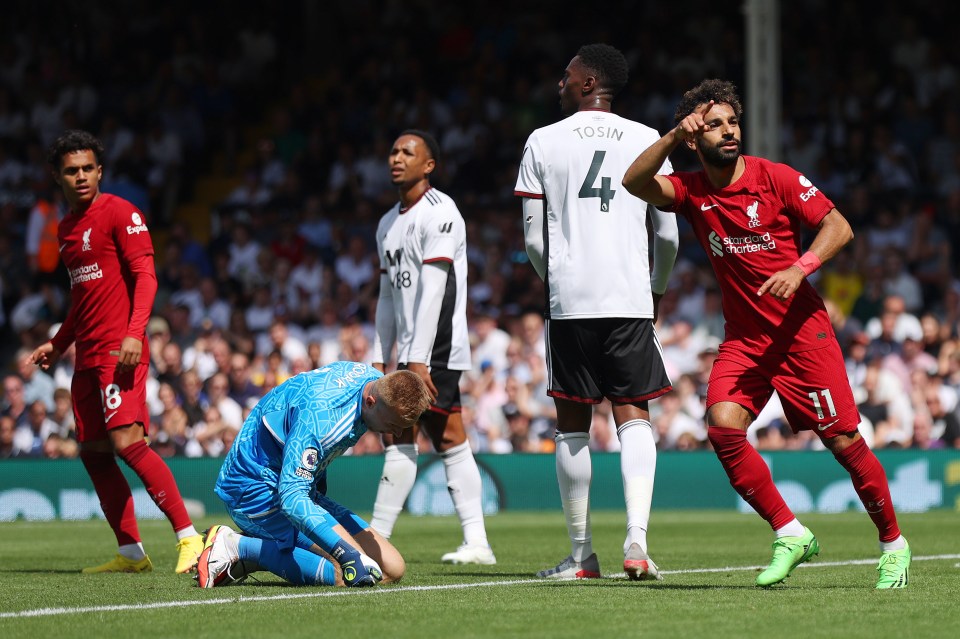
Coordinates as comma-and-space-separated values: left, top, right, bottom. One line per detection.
334, 235, 375, 292
1, 374, 28, 429
865, 295, 923, 344
193, 405, 236, 457
13, 399, 57, 457
227, 351, 262, 409
0, 415, 17, 458
651, 389, 706, 450
50, 387, 75, 438
204, 371, 243, 431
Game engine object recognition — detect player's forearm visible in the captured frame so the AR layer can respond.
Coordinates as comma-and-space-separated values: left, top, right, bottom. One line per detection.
372, 273, 396, 364
279, 487, 347, 553
50, 307, 77, 352
649, 206, 679, 295
806, 209, 854, 267
622, 130, 683, 206
127, 254, 158, 339
522, 198, 546, 279
407, 262, 447, 363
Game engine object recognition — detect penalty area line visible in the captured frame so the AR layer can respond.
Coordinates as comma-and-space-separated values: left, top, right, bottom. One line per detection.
3, 553, 958, 619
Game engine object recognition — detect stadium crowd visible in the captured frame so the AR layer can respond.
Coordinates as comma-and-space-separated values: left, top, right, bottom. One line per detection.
1, 1, 958, 460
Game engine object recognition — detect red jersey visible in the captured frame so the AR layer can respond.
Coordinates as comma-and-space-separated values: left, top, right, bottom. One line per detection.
56, 193, 154, 369
665, 156, 834, 353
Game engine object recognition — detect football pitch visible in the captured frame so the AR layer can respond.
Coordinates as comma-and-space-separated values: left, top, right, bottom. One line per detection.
1, 510, 958, 638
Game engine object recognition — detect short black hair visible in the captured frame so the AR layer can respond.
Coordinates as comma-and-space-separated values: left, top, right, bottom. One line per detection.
47, 130, 105, 170
674, 79, 743, 123
399, 129, 440, 164
576, 43, 629, 96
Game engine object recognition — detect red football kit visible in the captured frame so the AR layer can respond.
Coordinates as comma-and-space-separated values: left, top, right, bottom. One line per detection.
51, 193, 155, 440
665, 156, 857, 433
51, 193, 153, 370
666, 156, 899, 543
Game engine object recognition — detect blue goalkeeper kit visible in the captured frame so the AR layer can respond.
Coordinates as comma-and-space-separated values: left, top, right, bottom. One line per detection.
215, 361, 381, 554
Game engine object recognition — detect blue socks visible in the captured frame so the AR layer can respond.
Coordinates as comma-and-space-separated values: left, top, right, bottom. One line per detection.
238, 536, 336, 586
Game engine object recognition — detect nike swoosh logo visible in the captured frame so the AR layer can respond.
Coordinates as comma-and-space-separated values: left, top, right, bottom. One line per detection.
700, 203, 719, 211
59, 244, 67, 252
104, 411, 119, 424
818, 419, 839, 431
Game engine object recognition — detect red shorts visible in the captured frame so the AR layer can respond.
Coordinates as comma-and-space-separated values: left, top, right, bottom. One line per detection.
706, 340, 860, 437
72, 364, 150, 443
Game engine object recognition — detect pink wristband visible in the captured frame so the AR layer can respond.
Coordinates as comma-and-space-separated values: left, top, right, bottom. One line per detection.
793, 251, 822, 276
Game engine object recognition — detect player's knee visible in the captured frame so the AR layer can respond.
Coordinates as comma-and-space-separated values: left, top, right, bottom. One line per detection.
381, 554, 406, 584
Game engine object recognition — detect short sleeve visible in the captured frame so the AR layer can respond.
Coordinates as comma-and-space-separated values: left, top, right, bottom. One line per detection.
768, 162, 835, 227
514, 136, 543, 199
112, 204, 154, 262
421, 210, 461, 264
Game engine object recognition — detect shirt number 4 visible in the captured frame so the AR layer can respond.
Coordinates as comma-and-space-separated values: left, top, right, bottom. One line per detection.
578, 150, 616, 212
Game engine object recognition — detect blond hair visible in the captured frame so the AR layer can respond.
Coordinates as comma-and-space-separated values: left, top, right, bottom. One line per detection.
375, 370, 432, 424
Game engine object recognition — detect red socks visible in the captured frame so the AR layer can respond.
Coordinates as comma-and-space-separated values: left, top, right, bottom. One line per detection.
80, 450, 140, 545
832, 437, 901, 542
707, 426, 795, 530
117, 440, 193, 533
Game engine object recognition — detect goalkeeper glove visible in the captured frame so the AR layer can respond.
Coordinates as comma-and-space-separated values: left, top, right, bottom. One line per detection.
331, 541, 383, 587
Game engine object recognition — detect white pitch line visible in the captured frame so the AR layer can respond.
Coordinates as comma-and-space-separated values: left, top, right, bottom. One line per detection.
3, 554, 958, 620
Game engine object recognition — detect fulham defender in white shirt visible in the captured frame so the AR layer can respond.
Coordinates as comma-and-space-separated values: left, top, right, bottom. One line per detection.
515, 44, 678, 580
370, 130, 494, 565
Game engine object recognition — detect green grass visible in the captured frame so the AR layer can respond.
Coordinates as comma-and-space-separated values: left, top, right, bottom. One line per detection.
1, 510, 958, 638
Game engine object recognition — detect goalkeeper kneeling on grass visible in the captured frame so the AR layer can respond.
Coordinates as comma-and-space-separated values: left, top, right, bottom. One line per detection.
197, 362, 432, 588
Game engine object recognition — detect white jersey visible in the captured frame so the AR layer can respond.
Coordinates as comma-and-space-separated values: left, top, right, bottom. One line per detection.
375, 187, 471, 371
515, 110, 671, 319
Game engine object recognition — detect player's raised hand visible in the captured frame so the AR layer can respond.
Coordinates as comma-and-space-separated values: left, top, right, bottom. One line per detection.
30, 342, 61, 371
675, 100, 714, 142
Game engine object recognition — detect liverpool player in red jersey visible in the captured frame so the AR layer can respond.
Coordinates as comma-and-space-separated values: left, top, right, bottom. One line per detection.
622, 80, 910, 589
30, 130, 203, 574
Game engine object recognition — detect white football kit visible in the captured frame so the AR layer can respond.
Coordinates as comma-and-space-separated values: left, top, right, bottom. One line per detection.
515, 110, 673, 319
373, 187, 471, 371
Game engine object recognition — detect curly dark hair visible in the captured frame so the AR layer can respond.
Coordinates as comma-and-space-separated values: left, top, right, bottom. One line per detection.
674, 79, 743, 123
47, 129, 105, 169
577, 43, 629, 96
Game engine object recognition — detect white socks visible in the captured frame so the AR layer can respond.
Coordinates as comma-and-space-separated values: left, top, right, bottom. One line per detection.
775, 518, 806, 538
880, 535, 907, 552
441, 440, 489, 547
617, 419, 656, 555
370, 444, 418, 539
176, 525, 199, 541
118, 542, 147, 561
555, 431, 592, 561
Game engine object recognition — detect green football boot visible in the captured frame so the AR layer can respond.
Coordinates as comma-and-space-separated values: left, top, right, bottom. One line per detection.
756, 527, 820, 587
876, 540, 911, 589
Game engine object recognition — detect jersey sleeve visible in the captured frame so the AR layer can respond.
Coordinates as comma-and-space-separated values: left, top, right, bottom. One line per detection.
276, 405, 345, 553
421, 206, 462, 264
663, 172, 691, 216
768, 162, 835, 227
112, 204, 155, 262
514, 135, 543, 199
375, 217, 387, 271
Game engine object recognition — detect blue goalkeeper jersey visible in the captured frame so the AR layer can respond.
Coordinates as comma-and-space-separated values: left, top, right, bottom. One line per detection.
215, 361, 382, 548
